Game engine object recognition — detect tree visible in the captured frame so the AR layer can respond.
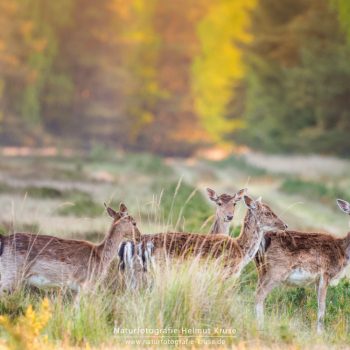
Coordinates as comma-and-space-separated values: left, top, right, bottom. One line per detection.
228, 0, 350, 156
332, 0, 350, 42
191, 0, 256, 144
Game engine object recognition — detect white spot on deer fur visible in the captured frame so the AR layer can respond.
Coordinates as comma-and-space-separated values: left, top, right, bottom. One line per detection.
27, 275, 52, 287
286, 269, 318, 286
27, 275, 79, 290
145, 242, 155, 269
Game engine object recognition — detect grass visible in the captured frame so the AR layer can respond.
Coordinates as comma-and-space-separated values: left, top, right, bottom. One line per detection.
0, 182, 88, 200
56, 191, 104, 218
1, 152, 350, 349
25, 186, 64, 199
0, 183, 64, 198
86, 151, 173, 178
0, 222, 40, 235
280, 178, 345, 203
152, 179, 212, 232
56, 177, 207, 222
212, 155, 267, 176
1, 260, 350, 348
0, 180, 108, 218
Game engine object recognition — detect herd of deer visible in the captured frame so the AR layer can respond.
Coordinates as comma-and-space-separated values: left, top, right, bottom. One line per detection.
1, 188, 350, 334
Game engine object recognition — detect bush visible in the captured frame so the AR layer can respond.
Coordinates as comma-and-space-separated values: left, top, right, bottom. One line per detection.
280, 178, 344, 203
57, 192, 103, 217
213, 155, 266, 176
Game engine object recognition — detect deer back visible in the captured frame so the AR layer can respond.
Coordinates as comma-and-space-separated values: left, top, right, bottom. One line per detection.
140, 232, 243, 262
257, 230, 348, 277
3, 233, 99, 266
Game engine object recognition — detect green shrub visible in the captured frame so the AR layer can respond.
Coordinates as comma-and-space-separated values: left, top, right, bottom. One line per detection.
25, 186, 63, 199
280, 178, 344, 202
213, 155, 266, 176
57, 192, 103, 217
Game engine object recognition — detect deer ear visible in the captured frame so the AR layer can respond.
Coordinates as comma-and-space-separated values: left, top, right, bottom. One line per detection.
119, 202, 128, 214
233, 188, 247, 202
105, 204, 118, 219
243, 195, 256, 209
206, 188, 218, 202
337, 199, 350, 215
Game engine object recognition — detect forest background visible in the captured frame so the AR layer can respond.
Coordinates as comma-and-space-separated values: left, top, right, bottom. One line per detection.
1, 0, 350, 156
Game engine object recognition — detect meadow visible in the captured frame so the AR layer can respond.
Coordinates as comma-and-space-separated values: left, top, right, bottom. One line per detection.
0, 150, 350, 349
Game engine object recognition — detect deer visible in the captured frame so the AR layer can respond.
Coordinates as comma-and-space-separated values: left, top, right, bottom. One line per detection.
206, 188, 246, 235
118, 195, 288, 280
0, 203, 137, 295
254, 198, 350, 333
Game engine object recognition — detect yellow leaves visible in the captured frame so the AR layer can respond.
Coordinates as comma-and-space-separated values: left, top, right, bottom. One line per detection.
24, 298, 51, 337
0, 54, 20, 67
0, 2, 18, 15
19, 21, 34, 37
125, 30, 150, 44
141, 111, 154, 124
0, 298, 52, 350
120, 0, 158, 45
27, 69, 38, 84
132, 0, 147, 13
191, 0, 257, 143
108, 0, 131, 20
31, 39, 47, 53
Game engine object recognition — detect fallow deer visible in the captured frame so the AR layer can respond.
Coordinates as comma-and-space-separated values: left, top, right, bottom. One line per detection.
255, 198, 350, 333
119, 195, 287, 280
207, 188, 246, 235
0, 203, 136, 295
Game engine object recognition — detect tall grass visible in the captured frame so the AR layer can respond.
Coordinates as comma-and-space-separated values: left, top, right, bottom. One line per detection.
2, 259, 350, 349
151, 179, 212, 233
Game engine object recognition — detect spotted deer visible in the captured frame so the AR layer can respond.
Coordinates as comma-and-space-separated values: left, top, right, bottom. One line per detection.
119, 195, 287, 280
207, 188, 246, 235
0, 203, 137, 295
255, 198, 350, 333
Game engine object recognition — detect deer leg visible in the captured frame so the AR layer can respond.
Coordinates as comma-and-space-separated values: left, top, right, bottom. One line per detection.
255, 275, 279, 329
317, 274, 329, 334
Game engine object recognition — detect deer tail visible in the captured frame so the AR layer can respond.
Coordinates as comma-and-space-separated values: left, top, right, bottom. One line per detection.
118, 240, 154, 273
0, 236, 4, 256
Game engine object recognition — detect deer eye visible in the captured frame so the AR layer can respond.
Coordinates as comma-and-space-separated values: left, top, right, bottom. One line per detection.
218, 202, 222, 206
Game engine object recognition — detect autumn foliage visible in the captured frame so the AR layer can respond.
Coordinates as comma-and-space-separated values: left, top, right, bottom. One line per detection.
0, 0, 349, 155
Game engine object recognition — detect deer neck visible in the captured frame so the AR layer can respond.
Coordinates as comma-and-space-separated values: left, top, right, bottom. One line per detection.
97, 223, 128, 267
130, 226, 142, 241
236, 210, 264, 269
340, 232, 350, 265
210, 213, 230, 235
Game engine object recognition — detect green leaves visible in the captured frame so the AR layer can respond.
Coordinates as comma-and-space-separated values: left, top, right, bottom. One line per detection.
227, 0, 350, 156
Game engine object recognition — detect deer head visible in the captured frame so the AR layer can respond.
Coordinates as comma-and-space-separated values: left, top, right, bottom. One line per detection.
105, 202, 128, 220
243, 195, 288, 231
112, 215, 136, 234
105, 202, 138, 227
207, 188, 246, 223
337, 199, 350, 215
105, 202, 139, 241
